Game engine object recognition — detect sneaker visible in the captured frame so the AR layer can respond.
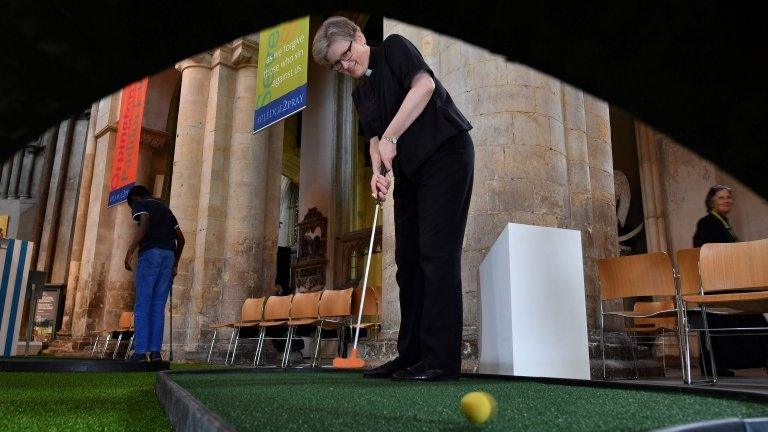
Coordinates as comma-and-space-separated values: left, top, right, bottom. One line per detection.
128, 352, 149, 363
149, 351, 163, 362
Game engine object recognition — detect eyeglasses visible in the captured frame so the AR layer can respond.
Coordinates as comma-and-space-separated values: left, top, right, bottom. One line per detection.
331, 40, 353, 71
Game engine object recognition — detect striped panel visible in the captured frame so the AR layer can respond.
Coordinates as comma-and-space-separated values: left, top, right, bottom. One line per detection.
0, 239, 34, 357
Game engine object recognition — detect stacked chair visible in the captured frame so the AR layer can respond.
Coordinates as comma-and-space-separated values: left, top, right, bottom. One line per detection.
597, 252, 682, 380
597, 238, 768, 384
206, 286, 381, 368
680, 238, 768, 383
90, 311, 134, 359
206, 297, 266, 364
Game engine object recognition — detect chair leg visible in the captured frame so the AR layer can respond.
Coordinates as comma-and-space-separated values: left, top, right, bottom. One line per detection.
230, 329, 241, 366
91, 335, 100, 357
282, 327, 294, 368
700, 307, 718, 383
626, 326, 638, 380
312, 324, 323, 367
207, 329, 217, 364
254, 328, 266, 367
661, 335, 667, 377
225, 328, 236, 365
125, 334, 135, 360
101, 334, 112, 358
112, 333, 123, 359
599, 302, 607, 380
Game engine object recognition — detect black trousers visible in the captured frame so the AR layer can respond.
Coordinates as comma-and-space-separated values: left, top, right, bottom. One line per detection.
392, 131, 474, 373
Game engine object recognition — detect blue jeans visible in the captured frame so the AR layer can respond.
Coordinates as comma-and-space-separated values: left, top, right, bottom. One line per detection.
134, 248, 175, 354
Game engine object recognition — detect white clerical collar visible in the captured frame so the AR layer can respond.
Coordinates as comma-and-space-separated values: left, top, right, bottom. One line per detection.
365, 68, 373, 77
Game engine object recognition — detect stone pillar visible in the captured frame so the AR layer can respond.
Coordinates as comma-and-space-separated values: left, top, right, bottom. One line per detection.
8, 150, 24, 199
169, 53, 212, 353
635, 121, 669, 254
19, 146, 38, 198
584, 94, 618, 260
182, 46, 236, 353
71, 94, 121, 340
219, 38, 264, 325
60, 102, 100, 336
561, 84, 601, 326
0, 157, 12, 199
261, 123, 284, 296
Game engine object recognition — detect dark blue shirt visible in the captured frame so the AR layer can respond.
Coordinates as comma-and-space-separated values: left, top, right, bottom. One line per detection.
131, 198, 180, 253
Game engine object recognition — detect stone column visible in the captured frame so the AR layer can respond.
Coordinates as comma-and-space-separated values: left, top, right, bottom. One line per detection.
169, 53, 212, 353
561, 84, 601, 326
182, 46, 235, 353
71, 94, 121, 340
60, 102, 100, 337
8, 150, 24, 198
219, 38, 264, 325
19, 146, 39, 198
0, 158, 12, 198
635, 121, 669, 254
584, 94, 618, 260
261, 123, 284, 296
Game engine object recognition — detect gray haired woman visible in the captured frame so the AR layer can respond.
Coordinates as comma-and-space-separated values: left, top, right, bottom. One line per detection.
313, 16, 473, 381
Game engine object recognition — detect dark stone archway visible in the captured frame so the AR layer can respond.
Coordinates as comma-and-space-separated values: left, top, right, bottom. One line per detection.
2, 2, 766, 197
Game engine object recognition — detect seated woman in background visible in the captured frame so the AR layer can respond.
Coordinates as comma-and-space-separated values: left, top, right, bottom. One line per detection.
693, 185, 768, 376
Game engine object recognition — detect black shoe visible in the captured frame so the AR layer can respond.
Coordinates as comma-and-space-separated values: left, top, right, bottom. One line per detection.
128, 352, 149, 363
149, 351, 163, 362
362, 357, 413, 379
391, 361, 460, 382
717, 368, 736, 377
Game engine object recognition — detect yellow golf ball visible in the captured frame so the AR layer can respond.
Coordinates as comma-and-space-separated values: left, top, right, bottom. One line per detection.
460, 391, 498, 425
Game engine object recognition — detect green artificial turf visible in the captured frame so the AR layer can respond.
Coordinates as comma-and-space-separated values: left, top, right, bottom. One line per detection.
0, 363, 215, 432
171, 371, 768, 432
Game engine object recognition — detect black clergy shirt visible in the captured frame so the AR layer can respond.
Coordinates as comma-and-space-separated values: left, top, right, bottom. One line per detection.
351, 34, 472, 178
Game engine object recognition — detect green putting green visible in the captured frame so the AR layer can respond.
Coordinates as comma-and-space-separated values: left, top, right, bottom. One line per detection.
170, 371, 768, 431
0, 363, 215, 432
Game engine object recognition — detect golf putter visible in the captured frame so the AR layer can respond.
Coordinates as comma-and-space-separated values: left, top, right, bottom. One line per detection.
334, 167, 387, 368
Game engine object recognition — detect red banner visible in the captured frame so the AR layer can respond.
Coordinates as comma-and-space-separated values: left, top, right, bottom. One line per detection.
108, 78, 148, 207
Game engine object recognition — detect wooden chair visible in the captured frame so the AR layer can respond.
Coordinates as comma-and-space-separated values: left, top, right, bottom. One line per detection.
91, 311, 134, 359
253, 295, 294, 367
346, 285, 382, 351
681, 238, 768, 382
225, 297, 266, 365
597, 252, 680, 379
626, 300, 678, 375
206, 297, 265, 364
310, 288, 354, 366
282, 290, 324, 367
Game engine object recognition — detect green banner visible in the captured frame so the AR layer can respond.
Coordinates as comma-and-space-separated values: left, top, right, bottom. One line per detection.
254, 16, 310, 133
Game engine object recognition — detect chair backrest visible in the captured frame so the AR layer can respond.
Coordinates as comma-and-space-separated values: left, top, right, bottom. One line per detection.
352, 286, 381, 316
699, 238, 768, 293
597, 252, 676, 300
318, 288, 353, 318
676, 248, 701, 295
240, 297, 265, 322
263, 295, 293, 320
633, 300, 676, 330
289, 290, 323, 319
118, 311, 133, 329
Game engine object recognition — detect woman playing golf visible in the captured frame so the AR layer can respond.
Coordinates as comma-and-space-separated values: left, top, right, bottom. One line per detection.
313, 16, 474, 381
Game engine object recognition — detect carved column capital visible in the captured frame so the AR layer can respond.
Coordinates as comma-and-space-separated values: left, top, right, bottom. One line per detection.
140, 127, 170, 151
232, 37, 259, 68
175, 53, 213, 73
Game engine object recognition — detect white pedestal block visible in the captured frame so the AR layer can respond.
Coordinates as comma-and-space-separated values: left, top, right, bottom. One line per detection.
478, 223, 590, 379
